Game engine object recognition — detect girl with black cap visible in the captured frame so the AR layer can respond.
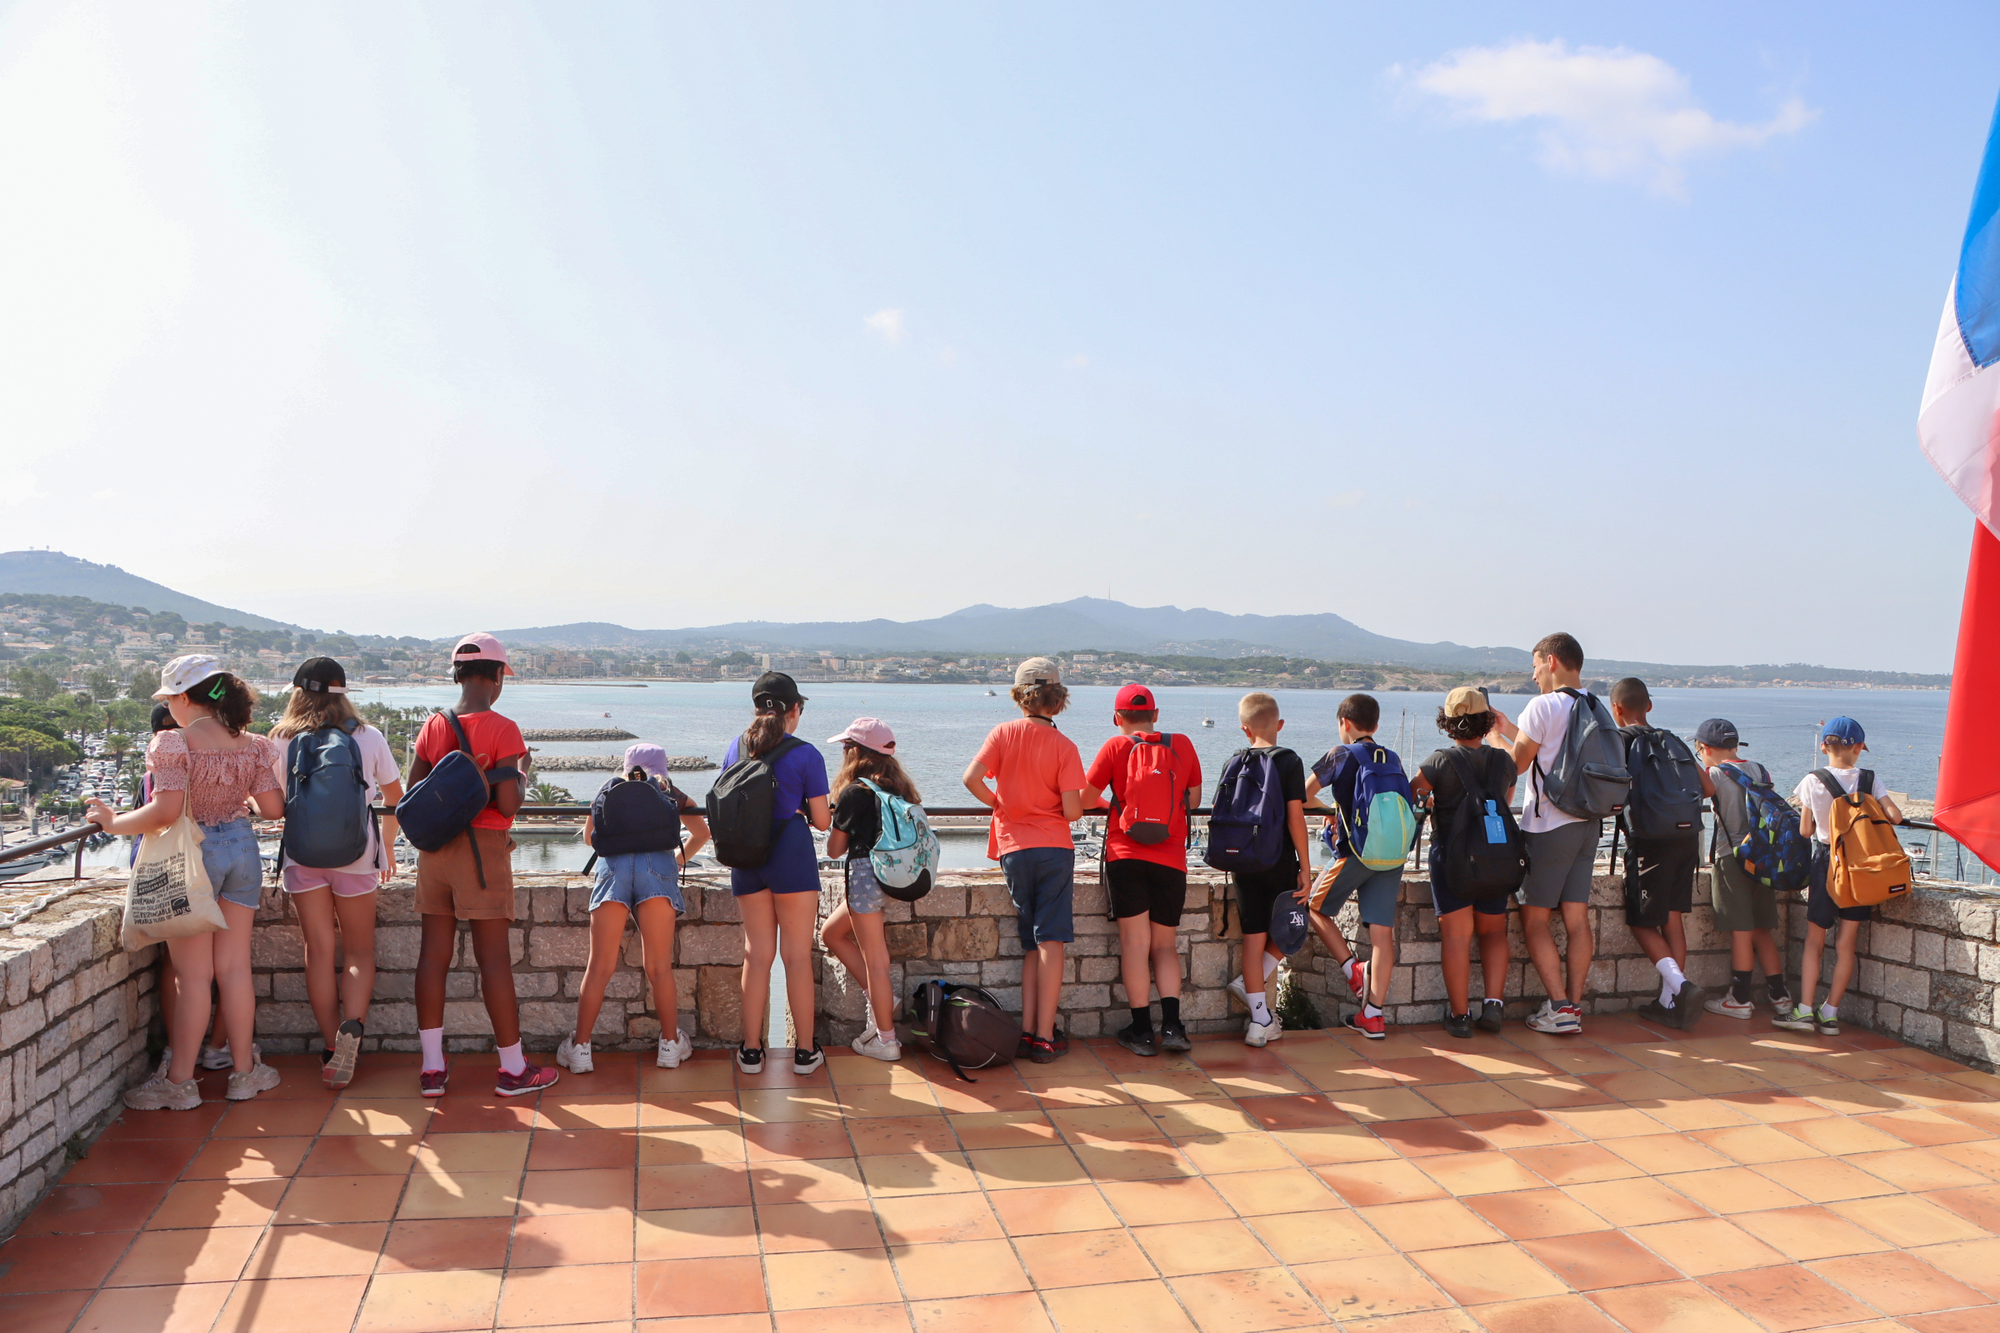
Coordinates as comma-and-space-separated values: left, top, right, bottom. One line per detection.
267, 657, 405, 1089
716, 672, 830, 1075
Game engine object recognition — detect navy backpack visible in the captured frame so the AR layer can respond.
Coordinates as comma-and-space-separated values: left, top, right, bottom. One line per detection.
280, 719, 374, 870
395, 711, 519, 886
1203, 748, 1290, 873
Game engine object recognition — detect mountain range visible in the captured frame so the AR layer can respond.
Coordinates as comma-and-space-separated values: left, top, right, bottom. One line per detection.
0, 551, 296, 633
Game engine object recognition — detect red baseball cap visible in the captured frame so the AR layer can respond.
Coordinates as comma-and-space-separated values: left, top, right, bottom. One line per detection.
1114, 682, 1155, 711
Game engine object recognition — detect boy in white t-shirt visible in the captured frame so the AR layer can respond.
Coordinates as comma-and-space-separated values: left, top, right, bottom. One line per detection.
1486, 632, 1597, 1036
1774, 716, 1902, 1036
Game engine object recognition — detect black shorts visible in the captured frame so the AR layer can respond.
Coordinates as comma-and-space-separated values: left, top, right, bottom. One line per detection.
1231, 861, 1299, 936
1806, 842, 1873, 929
1623, 832, 1698, 930
1106, 859, 1188, 926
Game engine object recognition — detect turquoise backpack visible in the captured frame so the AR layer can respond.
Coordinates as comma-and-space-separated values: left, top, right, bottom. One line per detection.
861, 778, 940, 902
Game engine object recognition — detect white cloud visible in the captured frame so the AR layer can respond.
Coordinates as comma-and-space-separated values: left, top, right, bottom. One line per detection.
1401, 39, 1815, 194
863, 308, 906, 343
1325, 489, 1367, 510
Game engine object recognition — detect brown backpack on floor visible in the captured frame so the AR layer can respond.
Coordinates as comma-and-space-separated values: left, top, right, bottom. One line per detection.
1815, 769, 1912, 909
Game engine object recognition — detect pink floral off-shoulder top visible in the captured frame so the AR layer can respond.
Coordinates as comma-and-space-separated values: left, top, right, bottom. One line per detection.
146, 729, 281, 827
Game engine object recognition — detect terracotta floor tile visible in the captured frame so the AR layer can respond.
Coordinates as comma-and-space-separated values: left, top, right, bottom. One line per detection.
1207, 1167, 1339, 1216
1130, 1217, 1276, 1275
640, 1126, 749, 1166
1233, 1095, 1355, 1130
989, 1183, 1121, 1235
1039, 1279, 1200, 1333
1408, 1241, 1568, 1306
517, 1166, 637, 1215
1458, 1111, 1586, 1151
1751, 1155, 1902, 1204
416, 1132, 531, 1175
860, 1150, 980, 1196
1603, 1133, 1734, 1176
764, 1248, 902, 1311
1169, 1266, 1324, 1333
533, 1094, 641, 1131
182, 1135, 313, 1181
1850, 1149, 1992, 1192
771, 1301, 913, 1332
1860, 1110, 1991, 1147
1923, 1182, 2000, 1232
635, 1205, 760, 1259
242, 1222, 390, 1277
640, 1057, 743, 1094
61, 1137, 201, 1184
94, 1102, 229, 1142
1908, 1237, 2000, 1299
1365, 1200, 1508, 1259
846, 1115, 958, 1156
635, 1254, 768, 1318
1468, 1293, 1627, 1333
510, 1210, 637, 1266
638, 1161, 755, 1210
528, 1128, 640, 1171
1692, 1124, 1826, 1165
214, 1099, 333, 1138
1729, 1205, 1895, 1262
72, 1280, 235, 1333
212, 1274, 370, 1333
1667, 1166, 1810, 1214
1269, 1125, 1400, 1165
1588, 1278, 1768, 1333
639, 1092, 745, 1129
425, 1099, 541, 1134
106, 1224, 262, 1286
393, 1168, 522, 1221
965, 1145, 1088, 1190
1808, 1251, 1993, 1316
870, 1192, 1004, 1246
1508, 1143, 1642, 1186
754, 1157, 869, 1204
1328, 1087, 1451, 1123
1633, 1094, 1761, 1133
496, 1260, 636, 1326
1495, 1076, 1613, 1110
0, 1291, 93, 1331
890, 1238, 1031, 1299
377, 1217, 514, 1272
757, 1201, 889, 1253
945, 1111, 1059, 1149
0, 1229, 136, 1294
1466, 1188, 1607, 1240
745, 1119, 857, 1160
355, 1268, 504, 1332
909, 1290, 1055, 1333
1173, 1133, 1297, 1177
1236, 1209, 1384, 1267
323, 1098, 434, 1137
1013, 1227, 1156, 1287
1562, 1178, 1708, 1227
1553, 1105, 1670, 1140
297, 1135, 422, 1176
1077, 1140, 1198, 1182
1369, 1118, 1488, 1158
1628, 1218, 1789, 1275
1292, 1253, 1452, 1318
1414, 1081, 1531, 1118
145, 1177, 288, 1229
1315, 1158, 1449, 1206
1052, 1105, 1171, 1144
1416, 1151, 1544, 1196
1699, 1264, 1880, 1331
1519, 1230, 1681, 1290
1933, 1138, 2000, 1179
1830, 1194, 1991, 1247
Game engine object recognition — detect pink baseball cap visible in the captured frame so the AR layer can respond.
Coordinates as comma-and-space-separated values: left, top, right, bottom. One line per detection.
827, 717, 896, 754
452, 632, 515, 675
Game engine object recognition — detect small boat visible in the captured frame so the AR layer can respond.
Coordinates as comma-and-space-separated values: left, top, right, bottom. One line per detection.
984, 690, 996, 697
1201, 717, 1214, 727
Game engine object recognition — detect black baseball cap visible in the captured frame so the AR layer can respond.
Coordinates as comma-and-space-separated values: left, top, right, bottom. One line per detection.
752, 671, 806, 712
293, 657, 348, 694
1693, 718, 1743, 748
149, 703, 179, 733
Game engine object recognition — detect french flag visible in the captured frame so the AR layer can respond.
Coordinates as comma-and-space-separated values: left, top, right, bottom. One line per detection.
1920, 93, 2000, 874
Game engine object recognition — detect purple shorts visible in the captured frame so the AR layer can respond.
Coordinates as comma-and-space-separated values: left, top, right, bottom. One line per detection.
283, 865, 379, 898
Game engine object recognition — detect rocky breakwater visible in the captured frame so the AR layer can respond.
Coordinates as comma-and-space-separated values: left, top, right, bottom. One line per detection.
531, 754, 716, 771
521, 727, 637, 742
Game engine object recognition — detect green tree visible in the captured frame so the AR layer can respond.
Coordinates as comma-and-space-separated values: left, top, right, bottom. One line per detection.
526, 780, 570, 805
84, 669, 120, 702
0, 726, 79, 781
11, 667, 60, 702
127, 665, 157, 700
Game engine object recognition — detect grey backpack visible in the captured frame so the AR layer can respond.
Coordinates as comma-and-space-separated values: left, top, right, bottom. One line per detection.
281, 720, 375, 870
1535, 688, 1631, 821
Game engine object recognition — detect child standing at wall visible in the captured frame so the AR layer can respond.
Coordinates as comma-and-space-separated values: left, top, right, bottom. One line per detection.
1218, 692, 1312, 1047
1694, 719, 1795, 1022
822, 718, 921, 1061
1609, 678, 1709, 1030
408, 634, 557, 1097
560, 744, 707, 1073
1412, 687, 1517, 1038
963, 658, 1085, 1063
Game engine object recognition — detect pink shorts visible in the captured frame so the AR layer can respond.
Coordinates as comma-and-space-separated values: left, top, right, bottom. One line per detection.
282, 865, 380, 898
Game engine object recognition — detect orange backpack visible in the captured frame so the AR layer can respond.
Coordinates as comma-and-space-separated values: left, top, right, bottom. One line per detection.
1814, 769, 1911, 909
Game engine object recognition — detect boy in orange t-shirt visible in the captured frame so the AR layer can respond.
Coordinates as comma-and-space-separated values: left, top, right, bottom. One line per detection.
963, 657, 1086, 1062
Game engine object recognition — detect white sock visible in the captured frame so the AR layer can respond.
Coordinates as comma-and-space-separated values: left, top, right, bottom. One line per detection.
1248, 994, 1272, 1025
497, 1041, 527, 1076
1364, 1003, 1383, 1019
1263, 951, 1283, 979
1656, 958, 1686, 1008
419, 1027, 445, 1072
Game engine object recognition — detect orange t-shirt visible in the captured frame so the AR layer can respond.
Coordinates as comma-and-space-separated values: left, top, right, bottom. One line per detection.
973, 718, 1086, 860
413, 710, 528, 831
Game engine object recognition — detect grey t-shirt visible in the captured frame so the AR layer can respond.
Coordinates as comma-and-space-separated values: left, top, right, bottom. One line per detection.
1707, 759, 1771, 857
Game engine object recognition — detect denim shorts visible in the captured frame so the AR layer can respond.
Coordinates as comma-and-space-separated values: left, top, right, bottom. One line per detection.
201, 818, 265, 910
846, 857, 886, 914
591, 849, 686, 914
1000, 846, 1075, 948
730, 816, 822, 896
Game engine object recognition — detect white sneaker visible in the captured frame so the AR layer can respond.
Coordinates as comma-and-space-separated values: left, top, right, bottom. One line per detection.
125, 1075, 201, 1112
657, 1029, 693, 1069
200, 1042, 256, 1071
225, 1061, 281, 1101
1705, 994, 1753, 1020
1226, 975, 1249, 1008
1525, 1000, 1567, 1034
1245, 1017, 1284, 1047
557, 1035, 594, 1074
851, 1028, 902, 1062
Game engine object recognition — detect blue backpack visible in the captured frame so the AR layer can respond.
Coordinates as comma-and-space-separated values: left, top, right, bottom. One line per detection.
1714, 762, 1811, 893
280, 719, 374, 870
395, 712, 519, 885
1335, 742, 1418, 871
1203, 748, 1290, 872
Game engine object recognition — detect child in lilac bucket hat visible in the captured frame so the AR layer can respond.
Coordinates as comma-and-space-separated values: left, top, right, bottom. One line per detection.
559, 743, 710, 1074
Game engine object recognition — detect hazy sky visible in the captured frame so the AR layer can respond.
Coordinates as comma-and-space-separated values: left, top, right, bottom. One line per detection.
2, 3, 1995, 672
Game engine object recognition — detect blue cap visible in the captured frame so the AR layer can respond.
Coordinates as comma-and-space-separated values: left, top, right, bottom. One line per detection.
1821, 717, 1865, 745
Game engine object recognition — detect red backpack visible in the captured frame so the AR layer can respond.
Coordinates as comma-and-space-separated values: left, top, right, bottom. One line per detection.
1115, 733, 1183, 846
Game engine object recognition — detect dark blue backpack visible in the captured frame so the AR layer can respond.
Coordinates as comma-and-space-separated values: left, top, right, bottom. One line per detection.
1715, 762, 1811, 893
395, 712, 518, 881
1204, 747, 1289, 873
280, 719, 374, 870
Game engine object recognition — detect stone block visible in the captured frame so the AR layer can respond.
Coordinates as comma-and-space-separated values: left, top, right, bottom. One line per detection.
521, 1000, 596, 1038
1078, 957, 1119, 984
272, 972, 309, 1003
913, 886, 969, 919
1912, 930, 1947, 972
1981, 944, 2000, 984
256, 1002, 322, 1035
446, 973, 478, 998
1943, 937, 1981, 976
701, 890, 742, 925
1904, 1009, 1944, 1048
1067, 1010, 1101, 1038
884, 924, 929, 961
442, 1000, 496, 1036
527, 927, 592, 969
931, 918, 999, 962
1616, 960, 1659, 995
697, 966, 743, 1044
1871, 922, 1913, 963
0, 1000, 46, 1053
515, 972, 560, 999
1190, 942, 1231, 990
1179, 988, 1225, 1020
679, 926, 746, 967
250, 927, 305, 969
375, 927, 424, 971
1879, 963, 1930, 1011
982, 959, 1024, 986
971, 885, 1015, 918
530, 887, 566, 923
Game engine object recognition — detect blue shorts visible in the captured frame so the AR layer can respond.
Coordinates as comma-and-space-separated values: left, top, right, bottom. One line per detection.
1806, 842, 1872, 929
591, 850, 685, 914
1000, 846, 1075, 948
1309, 855, 1402, 928
201, 818, 264, 910
730, 816, 822, 896
1427, 841, 1509, 918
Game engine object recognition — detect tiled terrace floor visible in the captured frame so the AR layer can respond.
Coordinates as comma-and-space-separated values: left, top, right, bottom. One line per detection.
6, 1014, 2000, 1333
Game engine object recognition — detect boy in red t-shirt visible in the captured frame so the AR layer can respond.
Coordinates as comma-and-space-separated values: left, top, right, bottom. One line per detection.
406, 633, 558, 1098
1083, 683, 1202, 1057
963, 657, 1085, 1063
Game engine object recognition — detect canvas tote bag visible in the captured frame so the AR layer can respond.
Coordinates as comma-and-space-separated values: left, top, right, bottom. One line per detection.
122, 814, 228, 950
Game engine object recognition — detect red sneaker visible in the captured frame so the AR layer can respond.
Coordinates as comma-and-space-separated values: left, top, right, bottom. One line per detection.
495, 1063, 560, 1097
1343, 1010, 1386, 1040
1342, 958, 1366, 999
419, 1067, 449, 1098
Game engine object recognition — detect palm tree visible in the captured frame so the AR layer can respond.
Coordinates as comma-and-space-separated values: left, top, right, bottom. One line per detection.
526, 780, 570, 806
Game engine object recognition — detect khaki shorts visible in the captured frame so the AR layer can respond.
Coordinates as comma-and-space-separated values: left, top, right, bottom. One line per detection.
1709, 853, 1777, 933
415, 827, 517, 920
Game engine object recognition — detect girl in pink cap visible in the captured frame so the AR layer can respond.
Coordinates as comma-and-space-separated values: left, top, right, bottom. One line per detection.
822, 718, 920, 1060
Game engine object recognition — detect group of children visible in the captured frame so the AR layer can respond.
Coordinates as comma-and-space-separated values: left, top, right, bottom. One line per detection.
102, 628, 1911, 1111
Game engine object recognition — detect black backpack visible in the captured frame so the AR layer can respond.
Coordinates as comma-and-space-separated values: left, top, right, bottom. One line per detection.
906, 979, 1020, 1081
1620, 726, 1705, 839
584, 775, 684, 873
705, 735, 805, 868
1439, 747, 1528, 900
